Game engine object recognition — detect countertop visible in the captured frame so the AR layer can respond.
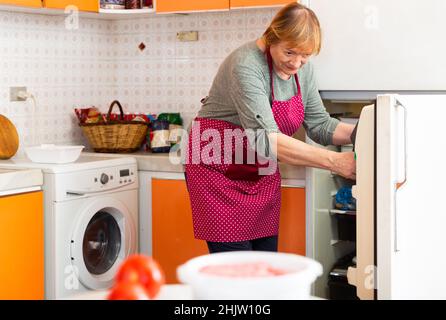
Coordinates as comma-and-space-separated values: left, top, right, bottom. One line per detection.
69, 284, 193, 300
0, 167, 43, 196
81, 151, 306, 182
68, 284, 323, 300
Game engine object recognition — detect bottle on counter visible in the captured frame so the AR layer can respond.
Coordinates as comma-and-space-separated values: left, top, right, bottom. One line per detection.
150, 119, 171, 153
157, 113, 183, 146
142, 114, 157, 152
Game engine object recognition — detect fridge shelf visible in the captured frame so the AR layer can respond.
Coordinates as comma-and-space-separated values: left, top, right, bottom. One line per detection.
330, 239, 356, 246
329, 209, 357, 216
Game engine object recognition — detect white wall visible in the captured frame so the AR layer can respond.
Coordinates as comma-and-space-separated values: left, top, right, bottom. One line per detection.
0, 7, 279, 155
0, 13, 113, 153
110, 8, 277, 134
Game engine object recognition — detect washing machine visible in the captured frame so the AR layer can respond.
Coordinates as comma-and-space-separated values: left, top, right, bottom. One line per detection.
1, 155, 138, 299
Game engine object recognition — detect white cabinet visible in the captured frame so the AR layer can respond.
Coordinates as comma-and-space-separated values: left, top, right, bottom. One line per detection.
310, 0, 446, 90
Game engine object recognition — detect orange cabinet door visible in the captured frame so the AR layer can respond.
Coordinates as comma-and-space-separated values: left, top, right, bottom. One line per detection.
156, 0, 229, 13
231, 0, 296, 9
278, 187, 306, 255
44, 0, 98, 12
0, 191, 44, 300
0, 0, 42, 7
152, 179, 208, 284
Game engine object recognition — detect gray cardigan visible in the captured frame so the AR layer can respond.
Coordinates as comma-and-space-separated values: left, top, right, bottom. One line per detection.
198, 41, 339, 146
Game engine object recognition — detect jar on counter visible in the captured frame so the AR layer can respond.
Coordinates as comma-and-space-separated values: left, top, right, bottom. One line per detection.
125, 0, 142, 9
142, 0, 153, 8
157, 113, 184, 146
150, 119, 171, 153
100, 0, 125, 9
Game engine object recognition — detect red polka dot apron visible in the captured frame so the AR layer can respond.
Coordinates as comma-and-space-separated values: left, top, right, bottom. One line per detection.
185, 49, 305, 242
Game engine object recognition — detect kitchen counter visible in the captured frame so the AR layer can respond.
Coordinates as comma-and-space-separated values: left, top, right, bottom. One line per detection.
68, 284, 323, 300
68, 284, 193, 300
81, 151, 306, 182
0, 166, 43, 196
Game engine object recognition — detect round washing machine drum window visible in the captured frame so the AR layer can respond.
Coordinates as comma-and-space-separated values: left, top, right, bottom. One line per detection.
82, 211, 122, 275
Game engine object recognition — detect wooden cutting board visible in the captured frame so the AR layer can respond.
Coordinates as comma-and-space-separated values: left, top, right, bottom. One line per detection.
0, 115, 19, 159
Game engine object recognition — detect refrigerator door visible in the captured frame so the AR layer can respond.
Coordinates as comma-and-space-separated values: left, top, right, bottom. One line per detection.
347, 104, 375, 300
376, 94, 446, 299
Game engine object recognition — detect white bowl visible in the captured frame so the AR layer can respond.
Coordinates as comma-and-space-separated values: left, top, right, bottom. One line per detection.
177, 251, 323, 300
25, 144, 84, 164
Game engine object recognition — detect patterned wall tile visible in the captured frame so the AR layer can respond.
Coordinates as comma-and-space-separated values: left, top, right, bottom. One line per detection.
0, 7, 277, 153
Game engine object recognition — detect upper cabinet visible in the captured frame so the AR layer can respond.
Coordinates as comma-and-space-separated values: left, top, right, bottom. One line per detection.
230, 0, 296, 9
44, 0, 98, 12
0, 0, 99, 11
0, 0, 295, 17
156, 0, 229, 14
156, 0, 293, 13
0, 0, 42, 7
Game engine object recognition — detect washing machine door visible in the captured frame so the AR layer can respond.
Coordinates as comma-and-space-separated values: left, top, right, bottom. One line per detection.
70, 197, 136, 290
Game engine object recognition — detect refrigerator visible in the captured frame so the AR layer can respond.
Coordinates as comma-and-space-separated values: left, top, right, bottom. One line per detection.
305, 0, 446, 299
343, 94, 446, 299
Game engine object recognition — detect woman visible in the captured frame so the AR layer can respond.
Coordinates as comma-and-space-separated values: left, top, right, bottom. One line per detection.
184, 2, 356, 253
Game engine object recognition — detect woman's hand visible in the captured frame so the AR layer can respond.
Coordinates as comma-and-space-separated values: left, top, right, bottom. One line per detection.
330, 151, 356, 180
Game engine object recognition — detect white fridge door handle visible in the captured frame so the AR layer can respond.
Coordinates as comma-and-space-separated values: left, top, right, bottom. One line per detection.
394, 101, 407, 252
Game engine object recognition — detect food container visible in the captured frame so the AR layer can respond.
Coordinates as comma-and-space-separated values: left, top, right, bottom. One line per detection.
100, 0, 125, 9
150, 119, 171, 153
177, 251, 323, 300
142, 0, 153, 8
25, 144, 84, 164
125, 0, 142, 9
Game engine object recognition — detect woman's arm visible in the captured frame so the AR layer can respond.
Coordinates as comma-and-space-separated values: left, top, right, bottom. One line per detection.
332, 122, 355, 146
268, 132, 356, 179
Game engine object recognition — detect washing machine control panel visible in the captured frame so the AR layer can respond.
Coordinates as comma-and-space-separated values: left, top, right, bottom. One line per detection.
57, 163, 138, 200
93, 166, 136, 188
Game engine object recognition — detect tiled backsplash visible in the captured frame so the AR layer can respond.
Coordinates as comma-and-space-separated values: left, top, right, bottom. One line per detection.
0, 8, 277, 154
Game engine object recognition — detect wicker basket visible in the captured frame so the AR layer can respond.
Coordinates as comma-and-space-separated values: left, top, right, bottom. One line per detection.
79, 100, 148, 153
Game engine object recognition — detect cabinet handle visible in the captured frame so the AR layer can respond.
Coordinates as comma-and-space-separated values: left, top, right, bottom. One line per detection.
394, 100, 407, 252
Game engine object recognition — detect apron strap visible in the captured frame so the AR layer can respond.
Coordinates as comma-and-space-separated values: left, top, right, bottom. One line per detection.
266, 49, 276, 101
294, 73, 301, 96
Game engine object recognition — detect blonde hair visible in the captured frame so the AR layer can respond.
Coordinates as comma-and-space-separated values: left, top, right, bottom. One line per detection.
262, 2, 321, 55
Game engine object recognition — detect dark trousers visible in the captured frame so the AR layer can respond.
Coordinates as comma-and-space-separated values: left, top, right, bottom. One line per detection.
206, 235, 278, 254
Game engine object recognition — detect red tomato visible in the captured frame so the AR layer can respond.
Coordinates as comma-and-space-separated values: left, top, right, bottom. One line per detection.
107, 282, 150, 300
115, 255, 165, 299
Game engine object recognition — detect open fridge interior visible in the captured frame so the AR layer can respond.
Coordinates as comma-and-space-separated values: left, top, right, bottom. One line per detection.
307, 99, 373, 299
